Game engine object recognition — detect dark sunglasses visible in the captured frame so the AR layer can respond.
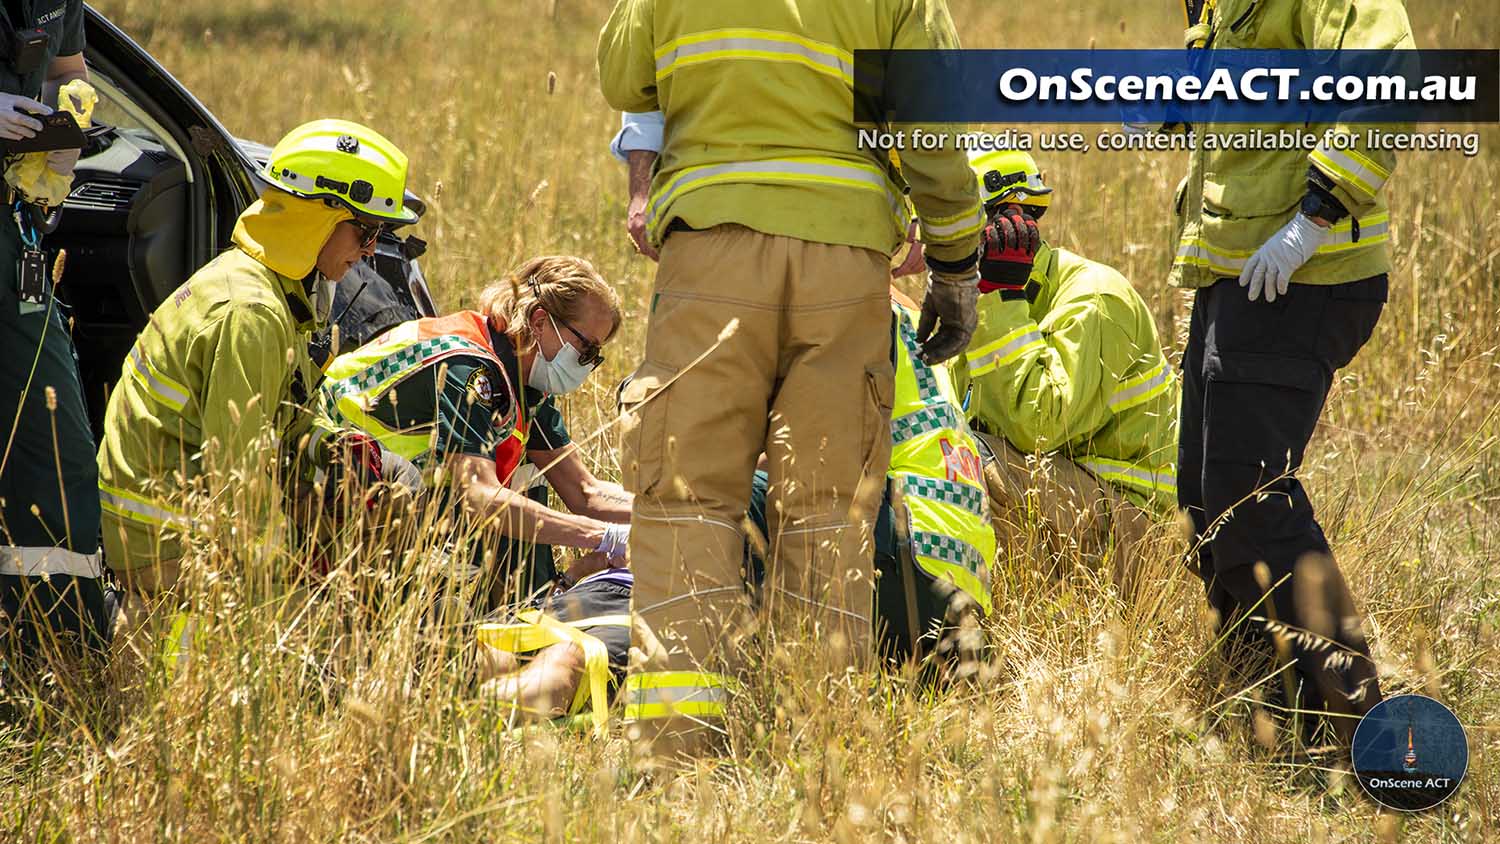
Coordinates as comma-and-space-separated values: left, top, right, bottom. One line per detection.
349, 218, 386, 249
549, 309, 605, 368
528, 276, 605, 368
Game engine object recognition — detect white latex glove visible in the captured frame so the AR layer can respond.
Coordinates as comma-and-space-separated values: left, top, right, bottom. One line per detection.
1240, 214, 1330, 303
595, 522, 630, 561
0, 92, 49, 140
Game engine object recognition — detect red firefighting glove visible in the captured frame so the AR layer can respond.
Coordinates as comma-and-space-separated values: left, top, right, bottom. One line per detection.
342, 432, 385, 489
978, 207, 1041, 298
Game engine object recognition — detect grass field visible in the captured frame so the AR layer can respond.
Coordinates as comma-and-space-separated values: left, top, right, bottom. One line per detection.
4, 0, 1498, 840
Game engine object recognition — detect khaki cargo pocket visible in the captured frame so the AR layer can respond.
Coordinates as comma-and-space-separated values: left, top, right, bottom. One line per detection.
617, 361, 677, 496
860, 363, 896, 472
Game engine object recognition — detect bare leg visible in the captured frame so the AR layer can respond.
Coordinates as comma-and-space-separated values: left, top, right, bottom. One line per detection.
478, 641, 585, 720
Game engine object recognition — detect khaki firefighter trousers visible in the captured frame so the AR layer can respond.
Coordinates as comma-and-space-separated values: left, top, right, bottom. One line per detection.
619, 224, 893, 757
977, 432, 1152, 596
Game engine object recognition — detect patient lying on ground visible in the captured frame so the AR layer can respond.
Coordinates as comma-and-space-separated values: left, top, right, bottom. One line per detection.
476, 553, 633, 723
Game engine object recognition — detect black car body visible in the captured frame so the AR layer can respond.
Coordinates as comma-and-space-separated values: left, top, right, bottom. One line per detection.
62, 6, 434, 437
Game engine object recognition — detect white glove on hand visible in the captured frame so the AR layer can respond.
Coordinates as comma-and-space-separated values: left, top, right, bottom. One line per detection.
595, 522, 630, 561
0, 93, 49, 140
1240, 214, 1330, 303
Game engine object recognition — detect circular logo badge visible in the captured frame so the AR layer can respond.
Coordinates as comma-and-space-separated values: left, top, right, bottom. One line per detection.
1351, 694, 1468, 812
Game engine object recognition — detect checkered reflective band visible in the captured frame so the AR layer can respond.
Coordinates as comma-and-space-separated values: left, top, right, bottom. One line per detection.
910, 529, 986, 575
900, 474, 986, 518
891, 404, 962, 444
328, 335, 492, 399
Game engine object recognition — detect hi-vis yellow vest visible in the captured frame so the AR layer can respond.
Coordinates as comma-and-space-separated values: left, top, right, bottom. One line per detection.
889, 303, 995, 614
318, 311, 529, 480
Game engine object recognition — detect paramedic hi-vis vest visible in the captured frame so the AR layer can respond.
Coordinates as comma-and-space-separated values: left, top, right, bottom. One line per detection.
890, 305, 995, 615
318, 311, 529, 482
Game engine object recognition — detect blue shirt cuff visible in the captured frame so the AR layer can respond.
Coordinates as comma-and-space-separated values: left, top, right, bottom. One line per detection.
608, 110, 665, 163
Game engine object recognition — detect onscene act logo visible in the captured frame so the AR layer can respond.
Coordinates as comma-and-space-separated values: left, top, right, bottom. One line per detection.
1351, 694, 1468, 811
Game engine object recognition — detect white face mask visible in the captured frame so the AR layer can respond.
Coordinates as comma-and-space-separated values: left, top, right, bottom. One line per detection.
527, 313, 594, 395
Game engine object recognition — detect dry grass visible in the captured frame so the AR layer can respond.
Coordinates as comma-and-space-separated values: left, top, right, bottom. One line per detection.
2, 0, 1497, 840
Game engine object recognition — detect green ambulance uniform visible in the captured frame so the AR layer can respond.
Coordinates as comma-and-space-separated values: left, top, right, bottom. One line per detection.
0, 0, 108, 660
953, 244, 1178, 512
324, 328, 573, 596
97, 193, 345, 578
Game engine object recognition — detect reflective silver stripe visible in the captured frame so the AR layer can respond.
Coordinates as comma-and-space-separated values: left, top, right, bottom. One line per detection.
1322, 219, 1390, 250
656, 35, 854, 82
626, 684, 729, 707
1175, 240, 1247, 273
1311, 147, 1388, 197
1179, 213, 1389, 274
0, 546, 103, 578
649, 159, 889, 227
270, 167, 404, 218
967, 329, 1044, 374
99, 489, 192, 530
1108, 363, 1172, 411
1080, 460, 1177, 493
921, 206, 985, 239
131, 348, 189, 410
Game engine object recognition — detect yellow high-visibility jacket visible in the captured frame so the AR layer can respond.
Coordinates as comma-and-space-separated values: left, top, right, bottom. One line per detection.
97, 192, 347, 571
597, 0, 984, 263
952, 245, 1178, 511
1172, 0, 1415, 288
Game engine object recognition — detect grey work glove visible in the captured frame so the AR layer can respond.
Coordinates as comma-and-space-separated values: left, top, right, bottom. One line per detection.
46, 147, 81, 178
1240, 213, 1330, 303
379, 446, 423, 493
916, 266, 979, 364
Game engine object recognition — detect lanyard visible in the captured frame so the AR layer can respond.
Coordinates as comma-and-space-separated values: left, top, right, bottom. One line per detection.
12, 199, 39, 250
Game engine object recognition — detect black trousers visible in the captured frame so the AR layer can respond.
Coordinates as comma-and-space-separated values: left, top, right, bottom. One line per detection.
0, 218, 110, 669
1178, 275, 1386, 740
0, 573, 113, 669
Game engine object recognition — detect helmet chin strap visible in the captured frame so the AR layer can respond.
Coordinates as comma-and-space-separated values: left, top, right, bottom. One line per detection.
307, 269, 337, 325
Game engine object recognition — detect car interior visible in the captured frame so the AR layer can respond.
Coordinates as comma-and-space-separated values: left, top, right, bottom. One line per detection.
49, 63, 205, 439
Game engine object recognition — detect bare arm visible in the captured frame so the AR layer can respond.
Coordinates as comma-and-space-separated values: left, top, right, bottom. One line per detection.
42, 53, 87, 175
44, 52, 87, 99
529, 445, 632, 523
626, 149, 658, 260
448, 453, 612, 551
